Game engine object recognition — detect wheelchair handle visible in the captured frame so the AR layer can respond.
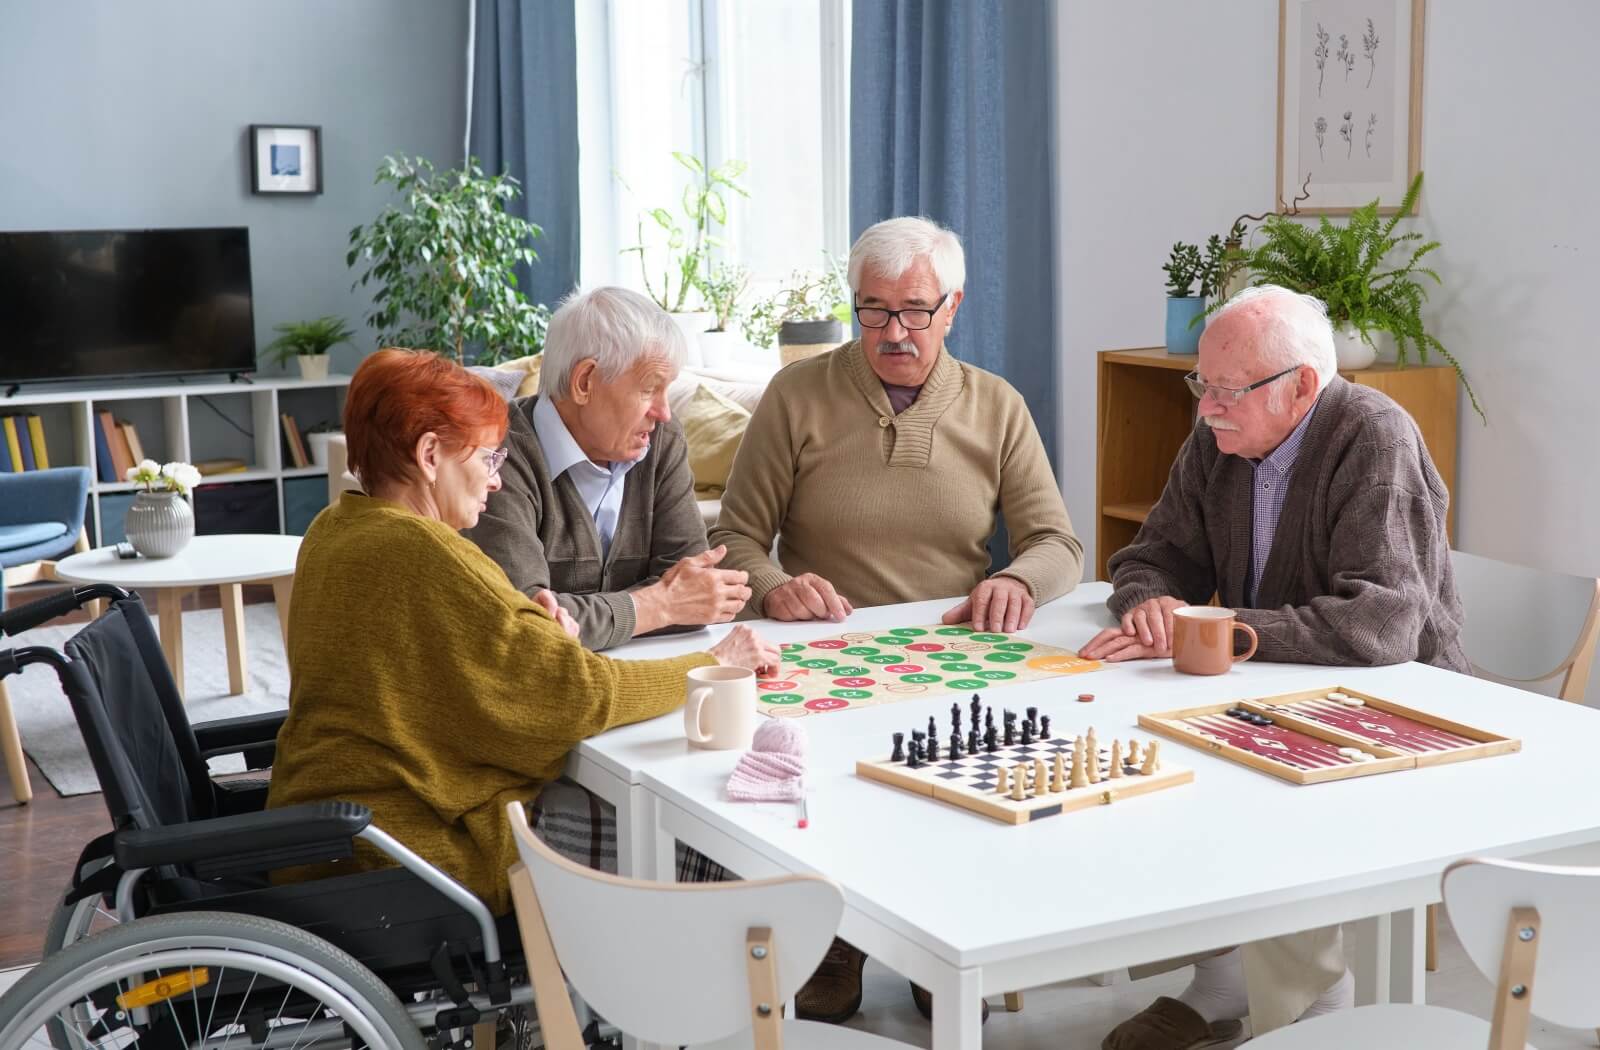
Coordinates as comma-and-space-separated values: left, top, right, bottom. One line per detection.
0, 584, 130, 637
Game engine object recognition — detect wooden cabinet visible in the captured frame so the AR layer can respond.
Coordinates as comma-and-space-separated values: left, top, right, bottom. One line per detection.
1094, 347, 1459, 581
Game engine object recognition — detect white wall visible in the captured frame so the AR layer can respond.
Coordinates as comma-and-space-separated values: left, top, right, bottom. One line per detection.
1056, 0, 1600, 586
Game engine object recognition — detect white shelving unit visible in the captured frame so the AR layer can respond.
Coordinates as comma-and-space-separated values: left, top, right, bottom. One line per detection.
2, 374, 350, 544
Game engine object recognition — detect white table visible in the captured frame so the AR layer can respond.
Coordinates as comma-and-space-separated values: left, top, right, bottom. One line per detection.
573, 587, 1600, 1050
55, 534, 300, 700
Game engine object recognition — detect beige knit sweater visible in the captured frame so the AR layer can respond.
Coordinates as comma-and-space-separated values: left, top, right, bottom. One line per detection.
711, 341, 1082, 612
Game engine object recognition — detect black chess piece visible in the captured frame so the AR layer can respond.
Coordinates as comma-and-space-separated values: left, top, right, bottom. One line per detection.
1002, 711, 1015, 747
1020, 721, 1033, 746
1040, 715, 1051, 739
950, 732, 963, 760
985, 709, 995, 731
906, 744, 921, 769
984, 725, 998, 753
928, 716, 938, 743
1027, 706, 1039, 733
927, 735, 940, 762
967, 728, 980, 754
951, 702, 962, 735
891, 732, 905, 762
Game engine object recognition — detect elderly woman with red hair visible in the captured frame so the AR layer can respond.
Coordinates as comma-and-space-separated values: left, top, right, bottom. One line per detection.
267, 349, 776, 915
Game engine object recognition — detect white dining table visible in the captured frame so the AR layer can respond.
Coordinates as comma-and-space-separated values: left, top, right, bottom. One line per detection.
568, 585, 1600, 1050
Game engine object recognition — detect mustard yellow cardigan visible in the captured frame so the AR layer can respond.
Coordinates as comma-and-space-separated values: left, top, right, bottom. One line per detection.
266, 494, 714, 913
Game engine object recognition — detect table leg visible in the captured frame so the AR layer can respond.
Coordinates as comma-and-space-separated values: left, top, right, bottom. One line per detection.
1388, 906, 1426, 1004
156, 588, 185, 699
0, 682, 33, 805
929, 966, 984, 1050
1349, 914, 1391, 1007
219, 583, 247, 696
271, 575, 294, 647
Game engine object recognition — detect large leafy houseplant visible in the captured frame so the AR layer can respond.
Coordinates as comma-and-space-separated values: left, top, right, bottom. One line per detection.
1235, 172, 1482, 420
621, 151, 749, 314
347, 155, 550, 365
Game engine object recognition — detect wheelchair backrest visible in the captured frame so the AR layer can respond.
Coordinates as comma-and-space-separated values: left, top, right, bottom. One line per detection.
62, 596, 217, 831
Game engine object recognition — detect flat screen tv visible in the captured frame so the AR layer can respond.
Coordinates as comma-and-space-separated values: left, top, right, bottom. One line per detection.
0, 226, 256, 386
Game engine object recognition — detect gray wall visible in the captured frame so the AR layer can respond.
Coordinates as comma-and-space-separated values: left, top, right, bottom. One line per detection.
0, 1, 469, 381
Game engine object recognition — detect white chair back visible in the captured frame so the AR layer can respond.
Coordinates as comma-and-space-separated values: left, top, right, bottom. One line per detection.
1444, 856, 1600, 1029
1450, 550, 1600, 700
505, 801, 843, 1047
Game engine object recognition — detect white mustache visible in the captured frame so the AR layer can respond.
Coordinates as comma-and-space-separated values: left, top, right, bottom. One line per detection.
877, 340, 919, 357
1203, 417, 1240, 431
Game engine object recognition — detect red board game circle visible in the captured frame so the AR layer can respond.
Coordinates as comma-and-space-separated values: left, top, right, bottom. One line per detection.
808, 639, 849, 649
903, 643, 945, 652
884, 664, 923, 674
833, 677, 875, 688
804, 697, 850, 711
758, 681, 797, 691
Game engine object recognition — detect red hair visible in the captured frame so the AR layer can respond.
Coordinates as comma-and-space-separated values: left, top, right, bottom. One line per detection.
343, 349, 508, 492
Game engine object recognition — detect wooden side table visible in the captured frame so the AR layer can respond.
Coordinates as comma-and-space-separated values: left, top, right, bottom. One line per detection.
55, 534, 301, 700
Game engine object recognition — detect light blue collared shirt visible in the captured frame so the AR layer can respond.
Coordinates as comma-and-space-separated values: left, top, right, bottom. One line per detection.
532, 395, 640, 560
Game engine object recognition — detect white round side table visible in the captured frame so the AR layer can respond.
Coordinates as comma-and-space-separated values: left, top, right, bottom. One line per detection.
55, 534, 301, 700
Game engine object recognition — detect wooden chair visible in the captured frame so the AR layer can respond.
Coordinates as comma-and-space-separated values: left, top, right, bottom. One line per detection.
1451, 550, 1600, 703
504, 801, 919, 1050
1249, 856, 1600, 1049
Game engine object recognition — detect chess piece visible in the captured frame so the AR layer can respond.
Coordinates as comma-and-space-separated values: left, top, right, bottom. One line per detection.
971, 695, 982, 726
892, 732, 905, 763
952, 702, 962, 735
928, 716, 938, 743
927, 735, 940, 762
1020, 721, 1033, 746
906, 744, 921, 770
1125, 740, 1141, 768
995, 764, 1010, 795
1026, 706, 1039, 734
1109, 740, 1123, 779
1141, 740, 1161, 775
1033, 758, 1046, 793
967, 728, 980, 754
984, 726, 998, 753
1002, 711, 1015, 747
1052, 752, 1067, 792
1085, 728, 1100, 783
1040, 715, 1051, 739
950, 732, 963, 760
1070, 737, 1088, 789
1011, 764, 1027, 801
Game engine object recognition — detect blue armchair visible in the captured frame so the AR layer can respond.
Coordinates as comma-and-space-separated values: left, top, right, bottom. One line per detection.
1, 465, 91, 804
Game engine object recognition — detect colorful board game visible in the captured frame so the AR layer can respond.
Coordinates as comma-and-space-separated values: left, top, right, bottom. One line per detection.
758, 624, 1101, 718
1138, 685, 1520, 785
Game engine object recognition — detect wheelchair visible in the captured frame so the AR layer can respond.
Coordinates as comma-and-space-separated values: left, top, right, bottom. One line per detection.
0, 585, 565, 1049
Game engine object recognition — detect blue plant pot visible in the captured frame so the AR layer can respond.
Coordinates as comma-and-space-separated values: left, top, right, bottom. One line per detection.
1165, 296, 1206, 356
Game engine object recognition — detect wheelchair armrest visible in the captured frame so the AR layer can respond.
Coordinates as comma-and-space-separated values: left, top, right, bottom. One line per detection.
114, 801, 373, 879
213, 778, 271, 817
192, 710, 287, 759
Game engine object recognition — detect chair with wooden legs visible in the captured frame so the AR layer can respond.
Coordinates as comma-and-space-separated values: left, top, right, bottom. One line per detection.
1250, 856, 1600, 1049
505, 801, 921, 1050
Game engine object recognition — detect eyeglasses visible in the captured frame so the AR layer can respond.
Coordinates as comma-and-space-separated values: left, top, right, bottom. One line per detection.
1183, 366, 1301, 407
480, 446, 509, 476
854, 293, 950, 331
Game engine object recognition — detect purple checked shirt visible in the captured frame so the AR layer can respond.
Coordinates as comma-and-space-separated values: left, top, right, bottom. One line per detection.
1247, 400, 1319, 606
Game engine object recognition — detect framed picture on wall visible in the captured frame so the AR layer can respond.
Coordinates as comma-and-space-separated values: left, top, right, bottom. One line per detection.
1277, 0, 1425, 214
250, 124, 322, 195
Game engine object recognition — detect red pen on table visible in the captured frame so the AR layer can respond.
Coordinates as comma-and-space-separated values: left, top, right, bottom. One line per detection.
797, 796, 809, 829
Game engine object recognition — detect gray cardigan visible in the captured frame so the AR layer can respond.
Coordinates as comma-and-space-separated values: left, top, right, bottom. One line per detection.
464, 395, 709, 651
1106, 377, 1469, 671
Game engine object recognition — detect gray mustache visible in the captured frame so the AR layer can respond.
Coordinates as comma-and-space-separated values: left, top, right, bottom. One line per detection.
877, 340, 919, 356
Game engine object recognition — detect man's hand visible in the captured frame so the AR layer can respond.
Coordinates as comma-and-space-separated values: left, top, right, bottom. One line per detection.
533, 589, 581, 641
941, 576, 1035, 633
763, 573, 853, 622
1078, 595, 1188, 660
656, 545, 752, 626
1077, 629, 1167, 663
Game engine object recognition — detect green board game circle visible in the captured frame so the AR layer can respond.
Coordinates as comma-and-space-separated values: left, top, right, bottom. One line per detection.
796, 658, 838, 669
935, 626, 975, 636
889, 627, 928, 637
863, 653, 901, 664
946, 679, 987, 690
840, 646, 880, 656
829, 665, 871, 676
943, 662, 982, 673
780, 643, 806, 652
975, 670, 1016, 681
970, 633, 1008, 643
983, 652, 1025, 663
899, 673, 942, 684
874, 636, 908, 646
995, 642, 1034, 652
761, 693, 804, 704
926, 652, 967, 663
829, 688, 873, 700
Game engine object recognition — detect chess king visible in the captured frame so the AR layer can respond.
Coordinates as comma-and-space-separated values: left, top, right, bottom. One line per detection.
712, 216, 1085, 1022
1080, 285, 1468, 1046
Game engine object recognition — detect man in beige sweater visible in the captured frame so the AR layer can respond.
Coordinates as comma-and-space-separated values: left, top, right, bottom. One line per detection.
712, 216, 1083, 1022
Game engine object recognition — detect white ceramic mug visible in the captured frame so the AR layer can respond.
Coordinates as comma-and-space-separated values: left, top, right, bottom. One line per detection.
684, 666, 758, 750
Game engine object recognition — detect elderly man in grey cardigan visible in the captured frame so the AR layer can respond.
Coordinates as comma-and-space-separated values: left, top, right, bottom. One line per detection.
466, 287, 751, 652
1082, 285, 1468, 1050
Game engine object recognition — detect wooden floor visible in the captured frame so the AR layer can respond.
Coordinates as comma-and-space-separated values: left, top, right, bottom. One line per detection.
0, 581, 278, 968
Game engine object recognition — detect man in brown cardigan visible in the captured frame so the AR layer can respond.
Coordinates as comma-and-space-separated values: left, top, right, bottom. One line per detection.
1082, 285, 1467, 1049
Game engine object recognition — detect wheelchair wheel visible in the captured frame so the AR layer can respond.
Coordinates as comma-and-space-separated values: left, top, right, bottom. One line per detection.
40, 861, 120, 1050
0, 911, 426, 1049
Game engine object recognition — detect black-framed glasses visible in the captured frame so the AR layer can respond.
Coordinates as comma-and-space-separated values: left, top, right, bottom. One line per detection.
480, 446, 510, 476
854, 293, 950, 331
1183, 366, 1300, 407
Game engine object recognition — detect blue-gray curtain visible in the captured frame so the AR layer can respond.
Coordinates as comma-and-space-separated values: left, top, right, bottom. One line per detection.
849, 1, 1057, 465
470, 0, 580, 314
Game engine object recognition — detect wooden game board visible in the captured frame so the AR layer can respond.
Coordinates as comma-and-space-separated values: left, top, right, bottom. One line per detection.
1138, 685, 1521, 785
857, 730, 1192, 824
759, 624, 1101, 718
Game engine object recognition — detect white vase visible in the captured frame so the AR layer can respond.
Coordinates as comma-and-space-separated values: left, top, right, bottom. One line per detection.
669, 311, 714, 368
306, 431, 338, 468
697, 329, 743, 369
124, 491, 195, 559
296, 355, 331, 380
1332, 325, 1377, 370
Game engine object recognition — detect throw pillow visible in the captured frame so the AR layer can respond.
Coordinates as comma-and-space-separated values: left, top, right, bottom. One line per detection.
467, 364, 525, 402
494, 354, 544, 399
677, 382, 752, 498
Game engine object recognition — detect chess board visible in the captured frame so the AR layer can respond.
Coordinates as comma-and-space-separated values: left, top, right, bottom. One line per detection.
760, 623, 1101, 718
856, 731, 1193, 825
1138, 685, 1521, 786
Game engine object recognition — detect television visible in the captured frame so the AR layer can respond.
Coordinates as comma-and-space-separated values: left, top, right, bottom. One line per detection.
0, 226, 256, 386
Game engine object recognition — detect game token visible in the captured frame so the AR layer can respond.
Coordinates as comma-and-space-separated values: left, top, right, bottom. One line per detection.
1078, 693, 1095, 703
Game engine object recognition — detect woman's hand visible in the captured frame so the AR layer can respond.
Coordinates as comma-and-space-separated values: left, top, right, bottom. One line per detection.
709, 624, 781, 678
533, 589, 581, 641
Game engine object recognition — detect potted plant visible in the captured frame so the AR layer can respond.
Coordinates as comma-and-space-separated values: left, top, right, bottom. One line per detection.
744, 258, 852, 365
696, 262, 750, 368
1162, 242, 1206, 356
261, 315, 355, 380
123, 459, 203, 558
620, 151, 749, 365
347, 154, 551, 366
1234, 172, 1482, 419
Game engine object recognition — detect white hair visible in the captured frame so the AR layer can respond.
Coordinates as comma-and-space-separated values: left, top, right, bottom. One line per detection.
847, 216, 966, 297
1211, 284, 1337, 412
538, 286, 686, 400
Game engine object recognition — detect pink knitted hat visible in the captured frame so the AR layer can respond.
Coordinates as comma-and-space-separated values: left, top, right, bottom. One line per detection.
726, 719, 808, 802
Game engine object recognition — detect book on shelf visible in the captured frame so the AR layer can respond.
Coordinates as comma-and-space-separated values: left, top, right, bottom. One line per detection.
118, 421, 145, 465
90, 413, 117, 482
25, 415, 49, 469
281, 413, 308, 468
7, 415, 35, 471
97, 410, 135, 481
0, 417, 21, 473
195, 458, 248, 476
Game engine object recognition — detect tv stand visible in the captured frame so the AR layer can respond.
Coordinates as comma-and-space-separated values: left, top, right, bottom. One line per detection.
4, 383, 18, 399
